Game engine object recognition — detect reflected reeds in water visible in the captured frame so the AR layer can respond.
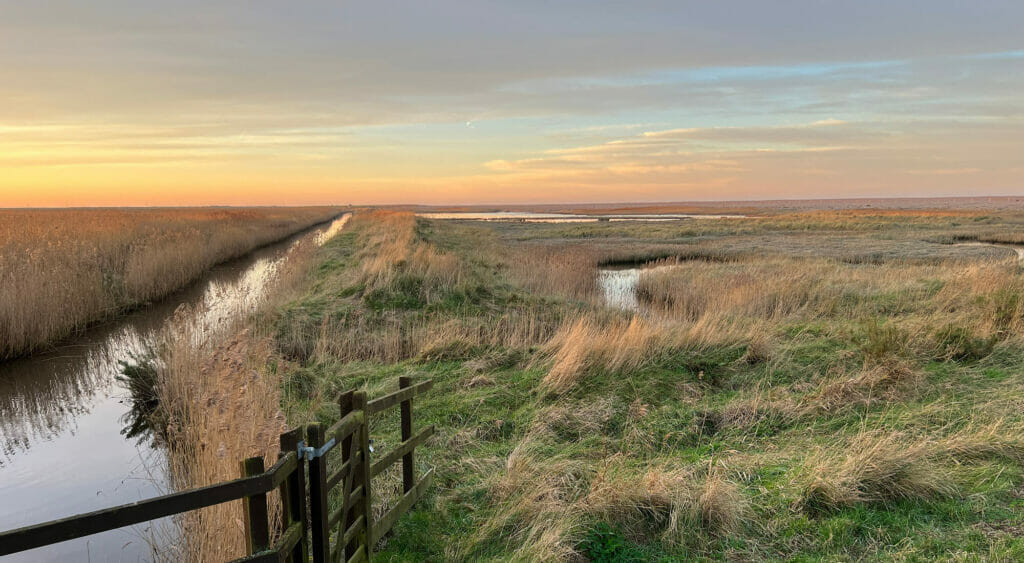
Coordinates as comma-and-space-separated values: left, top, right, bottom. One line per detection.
0, 214, 350, 562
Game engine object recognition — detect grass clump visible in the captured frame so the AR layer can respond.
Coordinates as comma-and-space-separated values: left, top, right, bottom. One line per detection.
934, 324, 998, 361
797, 432, 958, 514
858, 318, 909, 365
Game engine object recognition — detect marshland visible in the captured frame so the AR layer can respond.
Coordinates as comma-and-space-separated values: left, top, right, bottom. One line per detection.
0, 207, 341, 360
4, 205, 1024, 561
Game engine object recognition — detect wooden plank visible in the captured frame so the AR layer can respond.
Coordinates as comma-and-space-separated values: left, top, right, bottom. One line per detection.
231, 550, 284, 563
242, 457, 271, 554
326, 450, 361, 491
354, 391, 374, 555
275, 451, 294, 563
276, 521, 304, 557
371, 469, 434, 544
337, 389, 359, 563
369, 425, 435, 479
231, 521, 303, 563
328, 485, 363, 528
399, 376, 415, 493
267, 452, 299, 487
279, 428, 308, 563
340, 514, 365, 549
346, 545, 368, 563
326, 410, 364, 444
365, 380, 433, 415
0, 458, 286, 557
308, 424, 331, 563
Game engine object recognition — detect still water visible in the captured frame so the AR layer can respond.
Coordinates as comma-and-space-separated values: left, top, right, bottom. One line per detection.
0, 214, 349, 562
418, 211, 749, 222
597, 264, 681, 312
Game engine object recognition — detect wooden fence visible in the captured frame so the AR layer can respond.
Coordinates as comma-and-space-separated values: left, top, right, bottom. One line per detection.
0, 378, 434, 563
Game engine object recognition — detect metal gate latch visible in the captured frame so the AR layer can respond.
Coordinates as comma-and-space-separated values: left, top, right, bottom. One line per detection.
296, 438, 336, 461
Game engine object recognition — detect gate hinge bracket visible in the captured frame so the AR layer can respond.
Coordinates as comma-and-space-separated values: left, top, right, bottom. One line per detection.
296, 438, 336, 461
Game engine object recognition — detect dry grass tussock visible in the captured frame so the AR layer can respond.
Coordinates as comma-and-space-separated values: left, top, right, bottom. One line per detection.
797, 431, 957, 513
0, 207, 338, 360
464, 445, 747, 559
585, 460, 747, 542
539, 315, 746, 393
710, 360, 923, 433
156, 315, 287, 562
300, 302, 563, 365
797, 423, 1024, 514
799, 360, 923, 416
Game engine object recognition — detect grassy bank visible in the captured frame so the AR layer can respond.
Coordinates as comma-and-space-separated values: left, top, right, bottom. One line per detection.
188, 209, 1024, 560
0, 207, 339, 360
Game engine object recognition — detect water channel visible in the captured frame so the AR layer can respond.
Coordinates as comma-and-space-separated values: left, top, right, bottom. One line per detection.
0, 214, 350, 562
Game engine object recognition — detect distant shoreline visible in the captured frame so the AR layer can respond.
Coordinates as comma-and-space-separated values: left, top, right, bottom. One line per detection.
380, 195, 1024, 214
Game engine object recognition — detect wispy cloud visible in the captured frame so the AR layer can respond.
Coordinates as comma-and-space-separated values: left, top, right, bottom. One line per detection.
1, 2, 1023, 204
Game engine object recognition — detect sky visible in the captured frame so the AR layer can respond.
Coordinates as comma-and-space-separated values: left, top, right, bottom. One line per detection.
1, 1, 1022, 206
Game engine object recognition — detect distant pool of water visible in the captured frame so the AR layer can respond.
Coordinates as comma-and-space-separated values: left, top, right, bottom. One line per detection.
418, 212, 749, 223
597, 264, 682, 312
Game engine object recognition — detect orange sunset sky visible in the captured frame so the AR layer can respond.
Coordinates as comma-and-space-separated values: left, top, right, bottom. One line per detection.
1, 2, 1022, 207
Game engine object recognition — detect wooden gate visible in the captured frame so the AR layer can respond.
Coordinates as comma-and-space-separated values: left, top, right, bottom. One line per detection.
0, 378, 434, 563
304, 377, 435, 563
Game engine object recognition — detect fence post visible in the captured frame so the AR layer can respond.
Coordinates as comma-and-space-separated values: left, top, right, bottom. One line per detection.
339, 390, 358, 561
399, 376, 416, 493
279, 427, 309, 563
307, 423, 330, 563
241, 456, 270, 555
353, 390, 373, 556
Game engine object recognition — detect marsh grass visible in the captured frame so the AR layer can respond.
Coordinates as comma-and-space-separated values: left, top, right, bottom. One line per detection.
177, 209, 1024, 560
154, 312, 287, 562
0, 207, 339, 360
137, 219, 348, 561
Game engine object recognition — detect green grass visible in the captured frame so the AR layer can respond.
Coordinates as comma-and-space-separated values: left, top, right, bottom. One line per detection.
257, 211, 1024, 561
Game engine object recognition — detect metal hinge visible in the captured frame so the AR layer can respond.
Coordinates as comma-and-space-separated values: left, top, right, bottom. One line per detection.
296, 438, 336, 461
296, 437, 374, 460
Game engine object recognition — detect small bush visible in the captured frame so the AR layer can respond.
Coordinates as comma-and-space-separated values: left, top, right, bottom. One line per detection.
116, 352, 165, 443
858, 319, 907, 365
933, 324, 996, 361
416, 336, 481, 362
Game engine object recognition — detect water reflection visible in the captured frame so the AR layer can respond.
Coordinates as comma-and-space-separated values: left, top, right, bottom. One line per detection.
597, 264, 680, 312
0, 214, 349, 562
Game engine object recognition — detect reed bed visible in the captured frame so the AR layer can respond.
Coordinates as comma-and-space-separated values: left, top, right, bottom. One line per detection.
155, 314, 287, 562
0, 207, 339, 360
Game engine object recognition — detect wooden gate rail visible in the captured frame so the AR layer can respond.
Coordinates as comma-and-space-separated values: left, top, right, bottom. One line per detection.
306, 377, 435, 563
0, 377, 434, 563
0, 451, 301, 560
